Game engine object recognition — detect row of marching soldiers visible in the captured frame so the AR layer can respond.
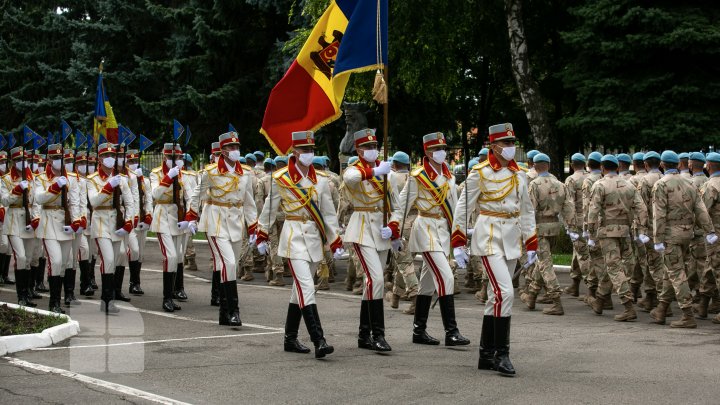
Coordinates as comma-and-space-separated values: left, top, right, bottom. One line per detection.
511, 149, 719, 330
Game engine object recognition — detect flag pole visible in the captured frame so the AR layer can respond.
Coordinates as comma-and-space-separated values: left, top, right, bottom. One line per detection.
382, 67, 389, 226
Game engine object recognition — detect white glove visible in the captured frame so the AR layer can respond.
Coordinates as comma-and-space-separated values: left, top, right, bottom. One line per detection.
25, 224, 33, 231
569, 232, 579, 242
135, 222, 149, 231
654, 243, 665, 252
135, 168, 143, 177
188, 221, 197, 235
167, 166, 180, 179
108, 175, 121, 188
257, 241, 268, 255
587, 239, 596, 247
466, 228, 475, 237
380, 226, 392, 240
582, 231, 589, 240
62, 225, 73, 234
637, 234, 650, 244
177, 221, 189, 230
527, 250, 538, 265
75, 226, 84, 234
707, 233, 718, 245
55, 176, 68, 188
391, 239, 402, 252
114, 228, 129, 237
333, 247, 345, 260
372, 160, 392, 177
248, 234, 257, 245
19, 180, 28, 190
453, 247, 469, 268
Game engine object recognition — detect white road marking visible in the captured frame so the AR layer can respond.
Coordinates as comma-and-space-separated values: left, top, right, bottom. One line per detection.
32, 330, 282, 351
4, 356, 192, 405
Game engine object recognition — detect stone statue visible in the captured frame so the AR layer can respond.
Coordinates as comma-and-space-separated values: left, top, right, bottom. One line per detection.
338, 102, 370, 156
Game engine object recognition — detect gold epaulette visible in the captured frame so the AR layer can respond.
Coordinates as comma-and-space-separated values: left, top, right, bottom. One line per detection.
472, 160, 490, 171
272, 167, 289, 180
518, 165, 529, 173
410, 166, 424, 177
151, 166, 163, 174
87, 172, 99, 179
316, 169, 328, 177
241, 164, 252, 172
204, 163, 217, 171
181, 169, 197, 176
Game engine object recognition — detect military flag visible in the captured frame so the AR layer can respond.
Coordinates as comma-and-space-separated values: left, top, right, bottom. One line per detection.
94, 67, 120, 144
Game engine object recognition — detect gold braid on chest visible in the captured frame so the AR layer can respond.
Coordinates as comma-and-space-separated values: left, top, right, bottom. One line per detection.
349, 178, 384, 204
207, 171, 239, 198
417, 179, 449, 207
276, 181, 316, 212
477, 170, 518, 202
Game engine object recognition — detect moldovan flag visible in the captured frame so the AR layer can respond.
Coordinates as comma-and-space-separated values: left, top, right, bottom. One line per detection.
94, 71, 119, 144
260, 0, 388, 154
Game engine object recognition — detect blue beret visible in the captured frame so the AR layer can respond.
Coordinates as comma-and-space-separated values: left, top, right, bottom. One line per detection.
311, 156, 325, 166
324, 156, 331, 165
533, 153, 550, 163
183, 153, 192, 163
468, 158, 479, 169
661, 150, 679, 164
348, 156, 359, 165
689, 152, 706, 162
706, 152, 720, 163
588, 151, 603, 162
527, 150, 539, 160
632, 152, 645, 161
263, 158, 274, 165
571, 153, 586, 162
245, 153, 256, 162
478, 148, 489, 156
239, 157, 247, 164
643, 151, 660, 160
601, 154, 619, 165
253, 151, 264, 159
678, 152, 689, 160
274, 156, 288, 165
616, 153, 632, 164
392, 151, 410, 165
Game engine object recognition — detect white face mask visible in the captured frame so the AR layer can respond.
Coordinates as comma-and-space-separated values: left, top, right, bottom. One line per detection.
88, 165, 96, 173
431, 150, 447, 164
64, 163, 73, 173
501, 145, 516, 161
362, 149, 379, 162
32, 163, 38, 172
175, 160, 184, 168
129, 163, 138, 171
298, 152, 314, 167
102, 157, 115, 169
166, 159, 174, 168
0, 163, 6, 172
78, 165, 87, 175
52, 159, 62, 171
227, 150, 241, 162
15, 161, 24, 171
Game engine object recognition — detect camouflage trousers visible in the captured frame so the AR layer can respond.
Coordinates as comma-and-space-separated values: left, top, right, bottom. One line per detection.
597, 237, 634, 303
686, 236, 707, 291
586, 242, 604, 290
569, 237, 589, 281
265, 220, 285, 275
645, 241, 665, 295
184, 237, 195, 260
469, 255, 487, 281
529, 236, 561, 298
630, 237, 647, 287
388, 240, 418, 298
659, 241, 693, 309
699, 243, 720, 297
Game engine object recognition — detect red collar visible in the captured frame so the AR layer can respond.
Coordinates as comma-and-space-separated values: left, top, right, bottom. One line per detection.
99, 167, 113, 180
488, 151, 520, 172
354, 156, 381, 171
287, 156, 316, 184
217, 156, 243, 175
161, 162, 184, 178
10, 165, 32, 181
422, 157, 451, 181
45, 164, 57, 179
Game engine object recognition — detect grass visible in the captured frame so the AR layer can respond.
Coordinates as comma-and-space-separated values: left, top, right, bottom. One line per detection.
552, 253, 572, 266
0, 304, 68, 336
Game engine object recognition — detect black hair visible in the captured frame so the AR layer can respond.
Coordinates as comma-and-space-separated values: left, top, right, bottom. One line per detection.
602, 161, 618, 171
588, 160, 601, 170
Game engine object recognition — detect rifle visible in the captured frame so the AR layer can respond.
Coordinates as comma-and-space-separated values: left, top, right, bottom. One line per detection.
137, 151, 146, 224
171, 139, 185, 221
113, 143, 124, 230
20, 135, 30, 227
60, 148, 71, 226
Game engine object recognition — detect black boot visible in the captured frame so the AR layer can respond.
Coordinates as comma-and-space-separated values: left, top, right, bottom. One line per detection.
64, 268, 80, 306
438, 294, 470, 346
17, 271, 36, 307
162, 272, 180, 312
89, 258, 98, 290
100, 273, 119, 314
174, 263, 188, 301
2, 254, 14, 284
223, 280, 242, 326
36, 258, 48, 292
79, 260, 94, 297
412, 295, 439, 345
494, 316, 515, 376
114, 266, 131, 302
210, 271, 220, 306
218, 280, 229, 325
48, 276, 65, 314
478, 315, 496, 370
128, 260, 144, 295
301, 304, 334, 358
28, 266, 42, 298
284, 303, 311, 353
0, 254, 6, 284
358, 300, 373, 349
368, 299, 391, 352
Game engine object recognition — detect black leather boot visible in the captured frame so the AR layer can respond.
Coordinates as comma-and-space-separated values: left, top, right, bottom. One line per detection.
100, 273, 119, 314
301, 304, 334, 358
2, 254, 14, 284
368, 299, 391, 351
210, 271, 220, 306
79, 260, 94, 296
494, 316, 515, 376
412, 295, 439, 345
284, 303, 311, 353
36, 258, 49, 292
17, 271, 36, 307
224, 280, 242, 326
174, 263, 188, 301
478, 315, 496, 370
64, 268, 80, 306
0, 254, 6, 284
218, 280, 229, 325
358, 300, 373, 349
128, 260, 144, 295
438, 294, 470, 346
89, 258, 98, 290
114, 266, 131, 302
162, 272, 180, 312
49, 276, 65, 314
28, 266, 42, 298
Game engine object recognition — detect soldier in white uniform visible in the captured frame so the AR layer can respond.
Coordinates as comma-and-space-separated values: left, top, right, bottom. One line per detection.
185, 132, 257, 327
0, 151, 14, 286
71, 151, 94, 297
126, 150, 153, 295
256, 130, 343, 358
61, 148, 86, 306
342, 128, 394, 352
453, 123, 537, 376
86, 143, 135, 313
174, 154, 198, 300
388, 133, 470, 347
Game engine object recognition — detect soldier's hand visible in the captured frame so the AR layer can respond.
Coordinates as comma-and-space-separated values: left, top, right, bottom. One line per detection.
466, 228, 474, 237
380, 226, 392, 240
108, 175, 121, 188
248, 233, 257, 245
257, 241, 269, 255
568, 232, 580, 242
527, 250, 538, 265
372, 160, 392, 177
653, 242, 665, 252
707, 233, 718, 245
75, 226, 84, 234
135, 168, 143, 177
333, 247, 345, 260
587, 239, 596, 247
582, 230, 589, 240
62, 225, 74, 234
188, 221, 197, 235
19, 180, 29, 190
114, 228, 129, 237
25, 224, 33, 231
637, 234, 650, 244
55, 176, 68, 188
391, 239, 402, 252
453, 247, 469, 268
168, 166, 180, 179
177, 221, 189, 230
136, 222, 149, 231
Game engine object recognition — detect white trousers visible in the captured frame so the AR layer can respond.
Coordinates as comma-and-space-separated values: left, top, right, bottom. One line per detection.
42, 239, 72, 277
75, 232, 89, 263
287, 259, 318, 308
418, 251, 454, 297
31, 237, 44, 267
481, 255, 516, 317
132, 230, 147, 262
0, 234, 9, 254
352, 243, 388, 301
208, 236, 243, 282
157, 233, 183, 273
8, 236, 36, 271
95, 238, 121, 275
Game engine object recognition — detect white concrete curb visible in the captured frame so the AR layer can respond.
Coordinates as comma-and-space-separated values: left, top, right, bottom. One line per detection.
0, 302, 80, 355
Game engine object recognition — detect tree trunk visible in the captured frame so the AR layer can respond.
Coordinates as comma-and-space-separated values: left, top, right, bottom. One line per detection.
505, 0, 555, 164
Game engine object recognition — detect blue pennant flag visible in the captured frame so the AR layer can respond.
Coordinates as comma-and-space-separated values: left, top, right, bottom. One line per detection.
47, 132, 55, 146
86, 133, 94, 150
138, 134, 153, 152
34, 133, 46, 150
61, 120, 72, 142
185, 125, 192, 147
229, 123, 237, 133
0, 134, 6, 150
7, 133, 15, 150
23, 126, 39, 145
98, 133, 107, 145
119, 125, 136, 146
173, 119, 184, 142
75, 129, 86, 149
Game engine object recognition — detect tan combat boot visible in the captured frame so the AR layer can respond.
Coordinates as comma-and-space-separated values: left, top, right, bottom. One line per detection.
588, 294, 604, 315
239, 267, 254, 281
581, 286, 597, 303
520, 291, 537, 310
564, 278, 580, 297
708, 296, 720, 314
385, 291, 400, 309
615, 300, 637, 321
185, 256, 198, 271
269, 272, 285, 286
650, 301, 669, 324
693, 294, 710, 319
542, 297, 564, 315
403, 295, 416, 315
352, 280, 363, 295
454, 277, 461, 295
602, 294, 613, 310
670, 307, 697, 328
637, 291, 657, 312
315, 277, 329, 291
537, 294, 553, 304
712, 313, 720, 324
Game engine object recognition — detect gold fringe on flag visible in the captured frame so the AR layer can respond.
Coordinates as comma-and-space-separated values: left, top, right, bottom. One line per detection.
372, 69, 387, 104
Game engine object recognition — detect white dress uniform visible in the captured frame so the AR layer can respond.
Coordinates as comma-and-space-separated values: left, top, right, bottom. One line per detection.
70, 152, 94, 297
0, 152, 12, 286
126, 150, 153, 296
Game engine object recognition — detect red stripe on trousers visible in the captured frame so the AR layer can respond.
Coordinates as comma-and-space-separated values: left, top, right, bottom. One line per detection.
95, 240, 105, 275
352, 243, 373, 300
287, 260, 305, 308
8, 238, 18, 271
210, 237, 227, 282
42, 240, 52, 277
157, 234, 168, 272
481, 256, 502, 317
422, 252, 446, 297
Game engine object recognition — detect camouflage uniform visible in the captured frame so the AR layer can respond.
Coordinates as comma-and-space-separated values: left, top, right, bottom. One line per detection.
638, 168, 664, 301
564, 168, 588, 294
686, 172, 709, 291
700, 172, 720, 321
627, 168, 648, 298
581, 170, 609, 296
